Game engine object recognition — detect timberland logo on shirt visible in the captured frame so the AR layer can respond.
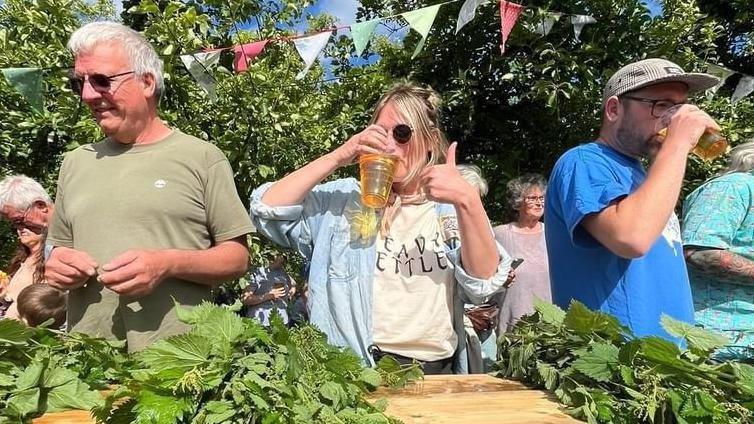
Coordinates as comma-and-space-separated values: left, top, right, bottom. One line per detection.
154, 179, 167, 189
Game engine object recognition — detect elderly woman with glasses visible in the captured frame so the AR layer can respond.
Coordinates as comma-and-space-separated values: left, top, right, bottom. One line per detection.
250, 82, 511, 374
493, 174, 551, 334
0, 175, 54, 320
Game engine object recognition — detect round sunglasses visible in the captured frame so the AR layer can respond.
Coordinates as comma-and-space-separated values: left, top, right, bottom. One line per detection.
68, 70, 135, 96
392, 124, 413, 144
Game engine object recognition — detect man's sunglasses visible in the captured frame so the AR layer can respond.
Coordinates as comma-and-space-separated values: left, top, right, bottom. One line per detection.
392, 124, 413, 145
68, 71, 135, 96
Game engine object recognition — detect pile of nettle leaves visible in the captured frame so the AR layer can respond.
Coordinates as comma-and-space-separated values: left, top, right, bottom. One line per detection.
496, 300, 754, 423
0, 302, 421, 423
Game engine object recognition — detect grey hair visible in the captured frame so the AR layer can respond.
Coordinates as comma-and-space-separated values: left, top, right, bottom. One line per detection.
722, 139, 754, 175
0, 175, 51, 211
507, 173, 547, 212
457, 164, 488, 197
67, 21, 164, 98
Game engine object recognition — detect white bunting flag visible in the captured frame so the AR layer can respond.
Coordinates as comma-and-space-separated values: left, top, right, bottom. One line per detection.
732, 75, 754, 104
705, 63, 736, 94
293, 31, 333, 80
571, 15, 596, 41
533, 12, 561, 36
180, 51, 221, 100
455, 0, 489, 34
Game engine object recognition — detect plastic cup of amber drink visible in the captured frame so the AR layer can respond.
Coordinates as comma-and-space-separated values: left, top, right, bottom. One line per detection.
656, 105, 727, 161
359, 153, 398, 208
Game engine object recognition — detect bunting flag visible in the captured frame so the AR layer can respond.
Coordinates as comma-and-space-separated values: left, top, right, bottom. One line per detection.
499, 1, 524, 54
350, 18, 381, 57
180, 51, 221, 100
533, 12, 561, 36
233, 40, 269, 73
571, 15, 597, 41
732, 75, 754, 104
705, 63, 736, 94
293, 31, 333, 80
402, 4, 443, 59
455, 0, 489, 34
1, 68, 43, 111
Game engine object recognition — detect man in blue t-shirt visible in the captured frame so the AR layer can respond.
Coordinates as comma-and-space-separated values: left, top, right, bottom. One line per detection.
545, 58, 720, 340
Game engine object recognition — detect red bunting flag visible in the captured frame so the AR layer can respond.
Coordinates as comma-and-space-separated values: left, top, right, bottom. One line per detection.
233, 40, 269, 73
499, 0, 524, 54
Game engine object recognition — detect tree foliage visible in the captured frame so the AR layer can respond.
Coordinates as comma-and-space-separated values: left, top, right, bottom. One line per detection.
359, 0, 754, 220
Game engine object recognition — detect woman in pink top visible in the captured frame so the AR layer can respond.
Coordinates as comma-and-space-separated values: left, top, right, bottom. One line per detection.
493, 174, 551, 333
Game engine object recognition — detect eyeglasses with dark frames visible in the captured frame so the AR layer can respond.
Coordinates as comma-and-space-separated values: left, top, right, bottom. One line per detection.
620, 95, 686, 118
68, 71, 135, 96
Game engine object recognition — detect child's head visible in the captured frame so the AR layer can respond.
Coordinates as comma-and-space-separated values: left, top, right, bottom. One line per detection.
17, 283, 67, 328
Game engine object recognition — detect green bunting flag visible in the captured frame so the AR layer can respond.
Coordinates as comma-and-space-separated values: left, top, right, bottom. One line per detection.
1, 68, 43, 111
401, 4, 442, 59
350, 18, 381, 57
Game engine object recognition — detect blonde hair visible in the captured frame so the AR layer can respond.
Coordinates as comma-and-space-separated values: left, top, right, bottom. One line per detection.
368, 82, 449, 188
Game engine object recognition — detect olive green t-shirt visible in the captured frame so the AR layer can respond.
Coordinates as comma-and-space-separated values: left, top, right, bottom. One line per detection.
47, 130, 254, 351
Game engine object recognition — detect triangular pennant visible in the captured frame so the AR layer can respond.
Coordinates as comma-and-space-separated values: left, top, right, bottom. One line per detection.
499, 1, 524, 54
1, 68, 43, 111
455, 0, 489, 34
705, 63, 736, 94
570, 15, 597, 41
233, 40, 268, 73
732, 75, 754, 104
533, 12, 561, 36
180, 51, 221, 100
350, 18, 381, 57
293, 31, 333, 80
402, 4, 442, 58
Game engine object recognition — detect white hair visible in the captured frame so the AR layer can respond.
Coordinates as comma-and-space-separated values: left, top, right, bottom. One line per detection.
0, 175, 51, 210
457, 164, 488, 197
722, 139, 754, 175
67, 21, 164, 98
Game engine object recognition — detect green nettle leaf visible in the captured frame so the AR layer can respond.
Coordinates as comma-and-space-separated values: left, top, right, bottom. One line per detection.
137, 333, 212, 373
660, 314, 729, 354
132, 388, 195, 424
319, 381, 346, 409
732, 362, 754, 396
6, 388, 40, 418
0, 319, 34, 346
15, 360, 45, 391
199, 400, 236, 424
572, 343, 619, 382
358, 368, 382, 389
535, 362, 559, 390
45, 380, 104, 413
563, 301, 628, 340
533, 298, 565, 327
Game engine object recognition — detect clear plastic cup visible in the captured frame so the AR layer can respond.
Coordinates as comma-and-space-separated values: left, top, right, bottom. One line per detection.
359, 153, 398, 208
655, 105, 727, 161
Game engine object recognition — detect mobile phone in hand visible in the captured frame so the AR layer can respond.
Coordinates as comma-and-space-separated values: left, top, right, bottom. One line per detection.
511, 258, 524, 269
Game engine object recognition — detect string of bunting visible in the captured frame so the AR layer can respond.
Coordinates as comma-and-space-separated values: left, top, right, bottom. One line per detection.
2, 0, 752, 109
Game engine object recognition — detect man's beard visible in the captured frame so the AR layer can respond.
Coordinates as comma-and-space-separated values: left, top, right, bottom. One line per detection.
616, 122, 658, 158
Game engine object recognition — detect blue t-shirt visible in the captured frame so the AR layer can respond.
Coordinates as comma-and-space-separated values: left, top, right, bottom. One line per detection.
545, 142, 694, 340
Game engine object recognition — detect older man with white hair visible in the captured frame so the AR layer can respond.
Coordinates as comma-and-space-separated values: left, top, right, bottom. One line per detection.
683, 139, 754, 360
44, 21, 254, 351
0, 175, 54, 233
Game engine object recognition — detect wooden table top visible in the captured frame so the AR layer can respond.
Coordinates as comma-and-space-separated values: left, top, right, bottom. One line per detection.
34, 374, 580, 424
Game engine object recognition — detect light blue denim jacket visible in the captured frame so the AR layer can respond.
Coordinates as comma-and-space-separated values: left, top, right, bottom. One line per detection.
249, 178, 511, 373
